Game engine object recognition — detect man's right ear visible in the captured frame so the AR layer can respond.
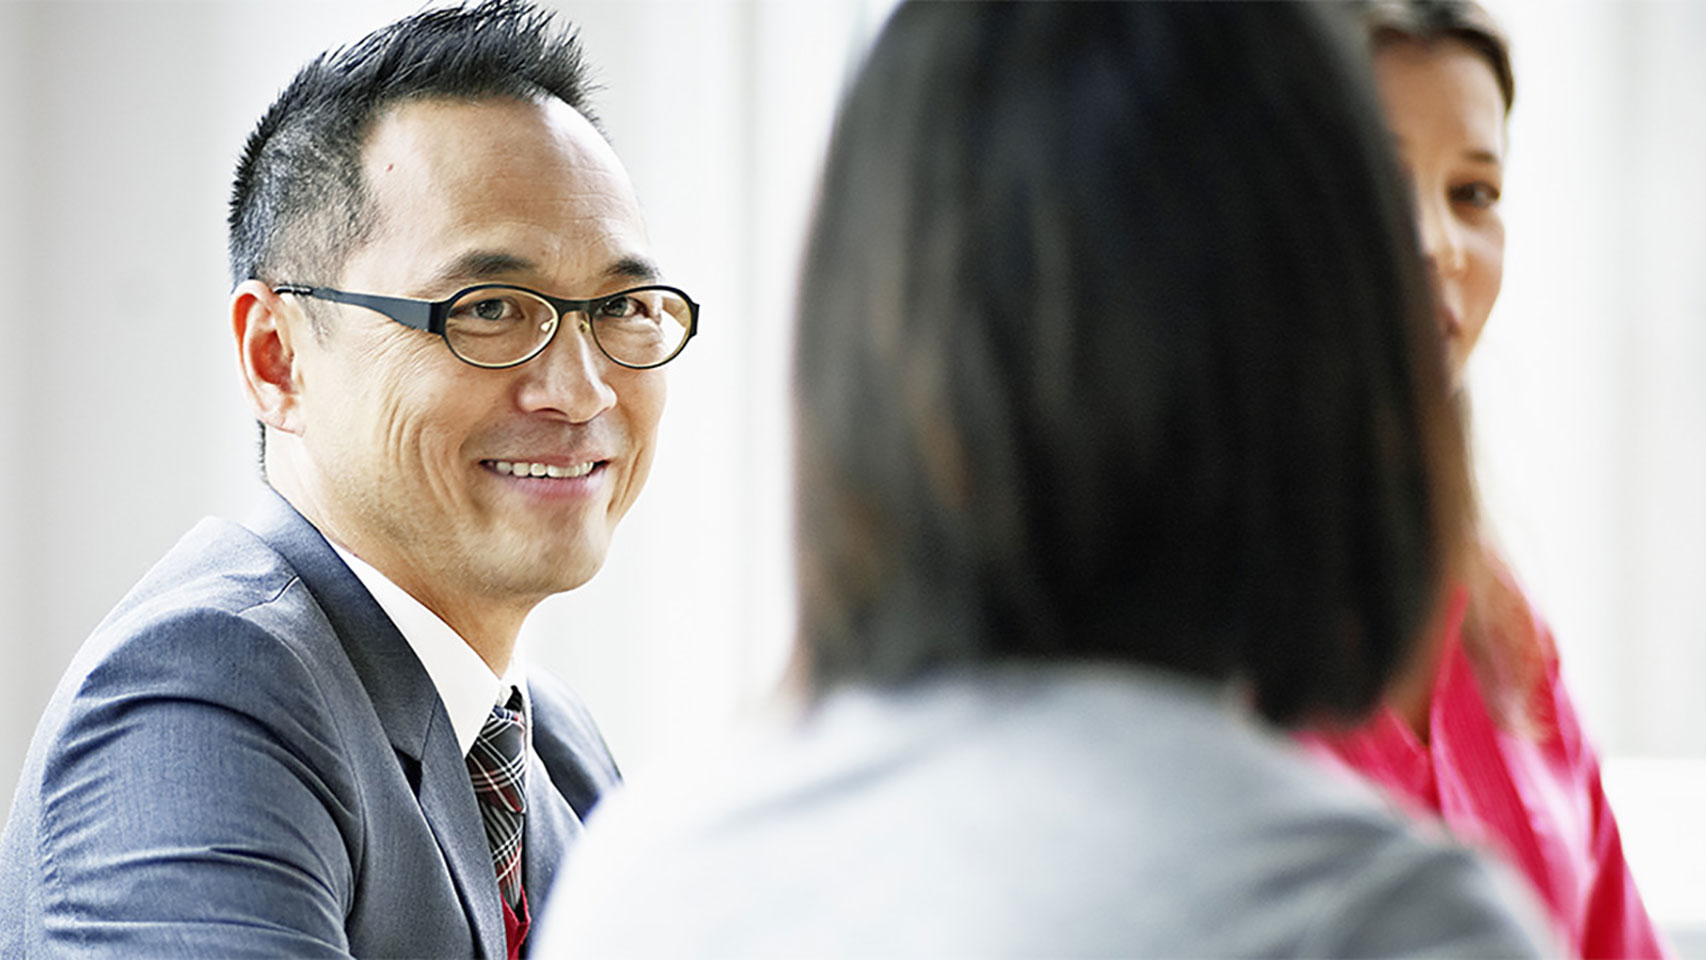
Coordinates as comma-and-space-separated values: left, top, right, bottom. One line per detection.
232, 280, 305, 437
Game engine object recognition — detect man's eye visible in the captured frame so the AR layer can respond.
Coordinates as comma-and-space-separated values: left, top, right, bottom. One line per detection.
451, 297, 522, 324
598, 296, 644, 320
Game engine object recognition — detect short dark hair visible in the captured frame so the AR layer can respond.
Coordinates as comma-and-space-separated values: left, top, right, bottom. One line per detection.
1361, 0, 1514, 113
228, 0, 599, 291
792, 2, 1470, 726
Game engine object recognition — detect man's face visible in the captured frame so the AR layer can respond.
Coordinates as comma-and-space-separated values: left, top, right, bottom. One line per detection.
287, 96, 666, 617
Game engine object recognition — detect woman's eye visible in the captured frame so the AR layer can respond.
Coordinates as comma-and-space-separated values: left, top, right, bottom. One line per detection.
1452, 182, 1501, 209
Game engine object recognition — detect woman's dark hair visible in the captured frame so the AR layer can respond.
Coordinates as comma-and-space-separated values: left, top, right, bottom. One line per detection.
792, 2, 1470, 726
1361, 0, 1514, 113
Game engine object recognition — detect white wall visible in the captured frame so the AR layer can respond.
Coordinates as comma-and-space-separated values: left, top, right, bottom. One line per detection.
1477, 0, 1706, 760
0, 3, 26, 810
1457, 3, 1706, 946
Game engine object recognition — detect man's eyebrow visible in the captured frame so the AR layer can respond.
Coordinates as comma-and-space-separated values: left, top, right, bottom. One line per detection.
607, 255, 661, 284
422, 251, 663, 294
427, 251, 538, 288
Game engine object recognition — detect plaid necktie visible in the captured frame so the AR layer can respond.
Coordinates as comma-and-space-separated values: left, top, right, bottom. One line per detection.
466, 687, 528, 911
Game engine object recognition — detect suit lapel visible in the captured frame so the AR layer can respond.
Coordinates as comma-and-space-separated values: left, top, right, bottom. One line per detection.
246, 489, 506, 959
521, 673, 623, 917
521, 749, 583, 919
419, 710, 507, 959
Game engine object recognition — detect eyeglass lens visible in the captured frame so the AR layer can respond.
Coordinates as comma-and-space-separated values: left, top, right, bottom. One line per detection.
444, 286, 692, 368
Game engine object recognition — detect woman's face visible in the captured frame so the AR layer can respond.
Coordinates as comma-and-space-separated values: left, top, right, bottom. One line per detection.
1374, 39, 1507, 380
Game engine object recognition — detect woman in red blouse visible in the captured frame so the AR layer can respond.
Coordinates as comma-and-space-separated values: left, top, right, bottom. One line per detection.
1306, 4, 1671, 957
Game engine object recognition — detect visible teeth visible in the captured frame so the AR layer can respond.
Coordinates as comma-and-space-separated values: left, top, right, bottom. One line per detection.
491, 460, 596, 479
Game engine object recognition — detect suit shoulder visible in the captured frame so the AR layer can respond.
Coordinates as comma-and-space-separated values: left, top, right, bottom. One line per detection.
108, 516, 306, 624
57, 517, 353, 724
103, 515, 345, 651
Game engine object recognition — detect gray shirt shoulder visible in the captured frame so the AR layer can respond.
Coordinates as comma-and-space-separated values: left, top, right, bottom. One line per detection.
541, 666, 1553, 958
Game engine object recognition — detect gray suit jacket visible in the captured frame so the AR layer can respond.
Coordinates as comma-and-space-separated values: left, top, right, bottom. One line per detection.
0, 491, 621, 958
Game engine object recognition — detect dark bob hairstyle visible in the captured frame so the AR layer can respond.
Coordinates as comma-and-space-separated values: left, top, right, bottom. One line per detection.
792, 2, 1470, 726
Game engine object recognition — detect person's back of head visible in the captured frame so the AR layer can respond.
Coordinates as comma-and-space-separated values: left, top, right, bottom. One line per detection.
794, 1, 1470, 725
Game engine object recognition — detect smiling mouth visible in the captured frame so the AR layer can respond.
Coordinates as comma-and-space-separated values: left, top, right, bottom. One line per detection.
484, 459, 602, 479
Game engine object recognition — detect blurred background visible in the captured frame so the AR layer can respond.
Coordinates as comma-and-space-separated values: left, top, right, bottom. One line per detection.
0, 0, 1700, 952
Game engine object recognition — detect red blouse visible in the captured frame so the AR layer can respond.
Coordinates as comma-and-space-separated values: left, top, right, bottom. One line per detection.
1303, 588, 1671, 959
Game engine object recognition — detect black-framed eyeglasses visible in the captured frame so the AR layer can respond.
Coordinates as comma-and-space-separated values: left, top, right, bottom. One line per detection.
273, 282, 698, 370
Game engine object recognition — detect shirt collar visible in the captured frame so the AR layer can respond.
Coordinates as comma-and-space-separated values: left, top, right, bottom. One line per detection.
330, 543, 528, 757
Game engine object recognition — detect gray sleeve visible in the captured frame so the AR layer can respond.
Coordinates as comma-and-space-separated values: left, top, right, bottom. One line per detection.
32, 610, 358, 958
1299, 840, 1559, 959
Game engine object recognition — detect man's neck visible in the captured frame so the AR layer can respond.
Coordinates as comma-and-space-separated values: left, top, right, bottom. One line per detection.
266, 462, 529, 674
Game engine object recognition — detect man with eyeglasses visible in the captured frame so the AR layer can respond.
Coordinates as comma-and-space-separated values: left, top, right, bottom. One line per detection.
0, 3, 693, 957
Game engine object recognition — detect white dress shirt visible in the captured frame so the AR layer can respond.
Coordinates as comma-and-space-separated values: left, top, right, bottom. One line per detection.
331, 544, 529, 757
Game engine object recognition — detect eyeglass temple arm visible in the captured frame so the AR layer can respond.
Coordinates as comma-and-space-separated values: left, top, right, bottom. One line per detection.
271, 285, 440, 334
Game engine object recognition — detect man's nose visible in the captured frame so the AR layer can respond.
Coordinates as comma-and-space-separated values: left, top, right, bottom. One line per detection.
516, 315, 618, 423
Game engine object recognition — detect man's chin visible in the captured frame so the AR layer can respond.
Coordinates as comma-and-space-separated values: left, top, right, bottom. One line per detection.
497, 540, 610, 598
